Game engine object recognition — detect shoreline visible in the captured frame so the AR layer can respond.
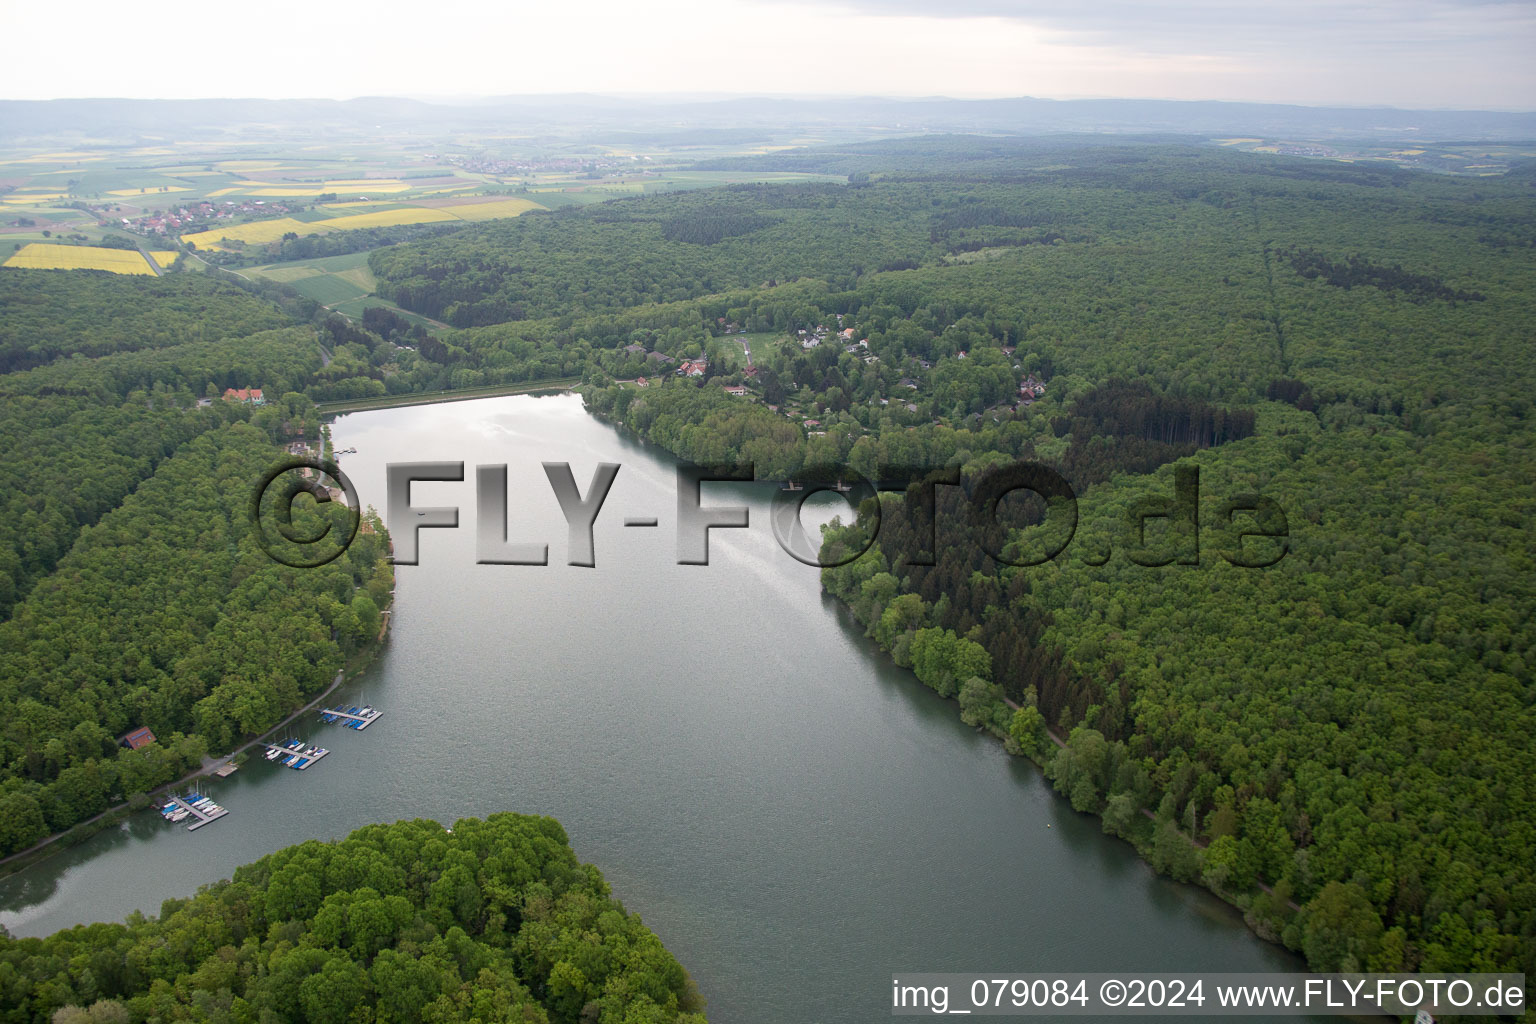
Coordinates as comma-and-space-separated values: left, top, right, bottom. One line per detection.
584, 390, 1311, 968
0, 579, 395, 880
8, 393, 1293, 974
314, 377, 578, 415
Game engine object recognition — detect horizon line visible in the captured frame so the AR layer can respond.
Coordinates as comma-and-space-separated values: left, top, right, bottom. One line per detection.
4, 93, 1534, 116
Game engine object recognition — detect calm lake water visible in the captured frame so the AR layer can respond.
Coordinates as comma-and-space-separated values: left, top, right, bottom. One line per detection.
0, 394, 1318, 1022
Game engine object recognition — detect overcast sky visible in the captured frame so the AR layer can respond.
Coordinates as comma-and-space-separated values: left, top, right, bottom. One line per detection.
2, 0, 1532, 109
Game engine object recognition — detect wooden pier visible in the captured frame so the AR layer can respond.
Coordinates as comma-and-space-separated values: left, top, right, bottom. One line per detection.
319, 706, 382, 729
167, 794, 228, 831
259, 742, 330, 769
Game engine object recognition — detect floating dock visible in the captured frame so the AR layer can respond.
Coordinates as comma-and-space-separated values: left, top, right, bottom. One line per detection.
166, 793, 228, 831
319, 706, 382, 729
260, 741, 329, 769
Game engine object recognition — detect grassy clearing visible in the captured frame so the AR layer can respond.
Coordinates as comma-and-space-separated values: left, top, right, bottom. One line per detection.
245, 250, 377, 306
327, 294, 442, 329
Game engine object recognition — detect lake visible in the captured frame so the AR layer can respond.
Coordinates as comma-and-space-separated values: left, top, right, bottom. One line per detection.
0, 394, 1316, 1022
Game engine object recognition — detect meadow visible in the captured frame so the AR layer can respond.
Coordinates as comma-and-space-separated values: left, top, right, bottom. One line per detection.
242, 250, 439, 327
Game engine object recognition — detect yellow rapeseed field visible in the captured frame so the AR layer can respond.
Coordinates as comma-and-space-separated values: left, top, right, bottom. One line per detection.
436, 198, 545, 221
324, 180, 411, 192
14, 152, 102, 164
2, 243, 155, 275
318, 208, 460, 230
181, 200, 542, 249
147, 251, 180, 267
181, 217, 313, 249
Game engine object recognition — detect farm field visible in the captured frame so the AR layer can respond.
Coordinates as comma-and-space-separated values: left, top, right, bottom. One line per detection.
0, 135, 855, 266
244, 250, 375, 305
180, 217, 314, 248
1, 243, 158, 275
179, 200, 542, 249
422, 197, 544, 220
240, 251, 441, 329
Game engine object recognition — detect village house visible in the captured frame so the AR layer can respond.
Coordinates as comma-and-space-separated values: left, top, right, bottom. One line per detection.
624, 343, 647, 355
679, 359, 708, 377
636, 376, 649, 388
724, 384, 748, 396
223, 387, 265, 405
1018, 374, 1047, 407
120, 726, 156, 750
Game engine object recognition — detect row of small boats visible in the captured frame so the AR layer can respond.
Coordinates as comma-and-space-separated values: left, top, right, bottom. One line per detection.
157, 702, 377, 829
159, 792, 221, 822
265, 737, 327, 769
322, 704, 374, 728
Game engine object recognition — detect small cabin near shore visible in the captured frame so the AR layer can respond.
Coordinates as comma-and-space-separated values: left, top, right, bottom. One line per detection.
120, 726, 156, 750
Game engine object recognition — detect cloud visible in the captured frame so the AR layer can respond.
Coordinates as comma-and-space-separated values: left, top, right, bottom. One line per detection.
799, 0, 1536, 54
0, 0, 1530, 108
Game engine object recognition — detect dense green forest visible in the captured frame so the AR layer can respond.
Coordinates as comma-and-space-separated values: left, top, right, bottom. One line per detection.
0, 275, 286, 374
369, 139, 1536, 985
0, 814, 706, 1023
1, 135, 1532, 1002
0, 272, 393, 857
0, 421, 392, 852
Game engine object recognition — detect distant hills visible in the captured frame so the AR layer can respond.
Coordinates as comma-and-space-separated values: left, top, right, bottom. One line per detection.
3, 94, 1533, 144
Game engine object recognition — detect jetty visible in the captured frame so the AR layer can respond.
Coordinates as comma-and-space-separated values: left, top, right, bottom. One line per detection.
320, 705, 382, 729
166, 793, 228, 831
260, 740, 329, 769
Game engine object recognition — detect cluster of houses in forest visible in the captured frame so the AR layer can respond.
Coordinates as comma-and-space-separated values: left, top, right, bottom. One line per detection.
622, 322, 1049, 424
1018, 375, 1046, 407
